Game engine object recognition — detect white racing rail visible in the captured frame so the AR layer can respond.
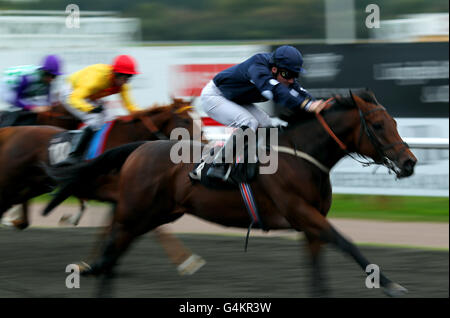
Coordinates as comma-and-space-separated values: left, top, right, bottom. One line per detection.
404, 137, 449, 149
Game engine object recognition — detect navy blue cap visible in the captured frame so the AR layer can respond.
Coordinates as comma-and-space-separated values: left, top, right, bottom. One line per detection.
270, 45, 306, 75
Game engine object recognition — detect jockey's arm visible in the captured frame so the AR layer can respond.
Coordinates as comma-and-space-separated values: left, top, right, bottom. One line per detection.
120, 83, 141, 113
68, 86, 96, 113
14, 76, 35, 111
248, 59, 313, 110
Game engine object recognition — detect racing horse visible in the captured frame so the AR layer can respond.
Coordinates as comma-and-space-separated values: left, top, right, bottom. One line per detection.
0, 100, 206, 274
46, 90, 417, 297
0, 103, 82, 228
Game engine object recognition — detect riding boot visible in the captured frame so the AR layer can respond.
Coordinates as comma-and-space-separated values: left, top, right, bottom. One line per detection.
57, 126, 94, 166
206, 126, 250, 181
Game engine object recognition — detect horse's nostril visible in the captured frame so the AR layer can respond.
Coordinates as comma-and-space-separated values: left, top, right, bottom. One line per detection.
402, 158, 416, 176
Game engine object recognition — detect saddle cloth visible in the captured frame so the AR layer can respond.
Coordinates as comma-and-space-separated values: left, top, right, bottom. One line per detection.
48, 121, 114, 165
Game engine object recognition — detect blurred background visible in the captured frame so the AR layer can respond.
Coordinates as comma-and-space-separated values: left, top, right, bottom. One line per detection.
0, 0, 448, 243
0, 0, 448, 299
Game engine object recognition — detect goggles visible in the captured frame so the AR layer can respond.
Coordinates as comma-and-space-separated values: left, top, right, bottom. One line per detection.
278, 69, 298, 80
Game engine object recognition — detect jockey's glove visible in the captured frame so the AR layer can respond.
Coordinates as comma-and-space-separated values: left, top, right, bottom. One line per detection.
89, 104, 104, 114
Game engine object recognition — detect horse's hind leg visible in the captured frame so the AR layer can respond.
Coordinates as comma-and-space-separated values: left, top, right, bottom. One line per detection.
1, 202, 29, 229
15, 202, 30, 229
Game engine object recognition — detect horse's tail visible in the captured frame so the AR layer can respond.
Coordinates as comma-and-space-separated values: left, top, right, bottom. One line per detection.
42, 141, 146, 216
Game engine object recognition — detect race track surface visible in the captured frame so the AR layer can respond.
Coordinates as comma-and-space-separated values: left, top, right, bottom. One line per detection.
0, 227, 448, 298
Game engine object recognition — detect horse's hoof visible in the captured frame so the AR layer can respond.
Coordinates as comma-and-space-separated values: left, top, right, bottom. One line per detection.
78, 261, 96, 276
177, 254, 206, 276
12, 219, 29, 230
59, 215, 74, 226
383, 282, 408, 297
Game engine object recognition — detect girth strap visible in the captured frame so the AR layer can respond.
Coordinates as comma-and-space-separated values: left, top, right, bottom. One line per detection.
271, 145, 330, 174
239, 182, 263, 252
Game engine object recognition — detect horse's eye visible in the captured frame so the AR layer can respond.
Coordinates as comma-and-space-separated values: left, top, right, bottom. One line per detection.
372, 123, 383, 130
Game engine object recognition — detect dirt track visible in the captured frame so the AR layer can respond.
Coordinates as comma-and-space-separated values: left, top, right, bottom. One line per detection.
11, 203, 450, 249
0, 227, 448, 298
1, 203, 448, 298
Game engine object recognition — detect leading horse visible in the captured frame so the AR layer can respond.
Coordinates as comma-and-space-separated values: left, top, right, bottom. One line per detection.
46, 90, 417, 297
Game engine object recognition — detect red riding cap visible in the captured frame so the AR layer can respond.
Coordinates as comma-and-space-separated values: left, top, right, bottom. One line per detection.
112, 55, 139, 74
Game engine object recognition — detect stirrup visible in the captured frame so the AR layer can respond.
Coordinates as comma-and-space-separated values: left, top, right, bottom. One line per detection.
189, 161, 206, 181
206, 163, 232, 181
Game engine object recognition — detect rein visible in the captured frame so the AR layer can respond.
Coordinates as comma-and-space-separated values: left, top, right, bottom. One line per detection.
314, 98, 347, 150
314, 95, 410, 175
138, 115, 169, 140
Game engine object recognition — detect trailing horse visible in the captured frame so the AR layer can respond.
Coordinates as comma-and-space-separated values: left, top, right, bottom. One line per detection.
45, 90, 417, 297
0, 99, 207, 275
0, 100, 198, 219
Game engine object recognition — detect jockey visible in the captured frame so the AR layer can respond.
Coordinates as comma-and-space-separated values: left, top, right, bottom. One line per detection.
0, 55, 62, 113
195, 45, 326, 180
59, 54, 141, 165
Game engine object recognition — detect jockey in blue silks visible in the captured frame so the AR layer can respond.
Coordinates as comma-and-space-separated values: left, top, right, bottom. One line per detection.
193, 45, 326, 181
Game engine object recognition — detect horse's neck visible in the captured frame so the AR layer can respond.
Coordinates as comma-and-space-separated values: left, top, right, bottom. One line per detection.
36, 112, 80, 130
280, 109, 359, 170
119, 110, 171, 140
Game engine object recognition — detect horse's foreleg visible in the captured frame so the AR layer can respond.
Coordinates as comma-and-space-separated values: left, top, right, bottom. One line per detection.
303, 232, 328, 297
323, 226, 407, 297
153, 226, 206, 275
83, 222, 137, 298
81, 222, 135, 275
287, 200, 407, 297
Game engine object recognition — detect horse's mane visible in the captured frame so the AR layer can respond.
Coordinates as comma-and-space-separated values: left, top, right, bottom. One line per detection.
279, 89, 379, 126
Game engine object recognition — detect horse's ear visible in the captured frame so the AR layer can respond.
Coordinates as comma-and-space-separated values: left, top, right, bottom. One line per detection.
349, 90, 358, 108
350, 90, 369, 110
367, 89, 380, 105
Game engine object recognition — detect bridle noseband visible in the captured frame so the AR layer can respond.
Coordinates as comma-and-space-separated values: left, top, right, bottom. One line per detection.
357, 106, 409, 166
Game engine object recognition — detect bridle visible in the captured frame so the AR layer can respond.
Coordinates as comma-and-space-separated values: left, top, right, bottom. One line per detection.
315, 94, 410, 176
356, 106, 409, 167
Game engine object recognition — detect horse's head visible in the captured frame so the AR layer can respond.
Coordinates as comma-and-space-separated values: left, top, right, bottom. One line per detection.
136, 98, 207, 143
349, 90, 417, 178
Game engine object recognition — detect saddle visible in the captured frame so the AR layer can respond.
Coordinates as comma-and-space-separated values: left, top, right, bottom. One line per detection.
48, 122, 114, 166
189, 145, 259, 190
48, 130, 84, 166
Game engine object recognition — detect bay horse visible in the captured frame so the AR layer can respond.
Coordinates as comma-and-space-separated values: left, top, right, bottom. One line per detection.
0, 100, 206, 274
0, 102, 82, 227
45, 90, 417, 297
